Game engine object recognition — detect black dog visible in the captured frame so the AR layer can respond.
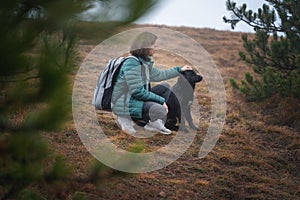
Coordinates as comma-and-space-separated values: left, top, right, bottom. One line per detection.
165, 70, 202, 132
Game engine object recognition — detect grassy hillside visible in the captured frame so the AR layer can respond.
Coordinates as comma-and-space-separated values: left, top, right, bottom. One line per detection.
40, 24, 300, 199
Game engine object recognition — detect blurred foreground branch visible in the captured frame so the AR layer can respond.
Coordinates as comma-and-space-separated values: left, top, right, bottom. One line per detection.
0, 0, 157, 199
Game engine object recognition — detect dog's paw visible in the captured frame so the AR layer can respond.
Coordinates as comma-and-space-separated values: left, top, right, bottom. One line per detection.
178, 126, 189, 132
187, 122, 199, 131
190, 125, 199, 131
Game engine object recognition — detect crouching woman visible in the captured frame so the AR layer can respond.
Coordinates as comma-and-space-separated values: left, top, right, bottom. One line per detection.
112, 32, 192, 135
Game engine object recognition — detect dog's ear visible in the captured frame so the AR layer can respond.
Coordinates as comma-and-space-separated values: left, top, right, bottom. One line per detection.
179, 71, 186, 79
177, 71, 186, 84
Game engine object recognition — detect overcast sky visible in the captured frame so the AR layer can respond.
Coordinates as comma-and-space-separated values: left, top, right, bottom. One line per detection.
135, 0, 265, 33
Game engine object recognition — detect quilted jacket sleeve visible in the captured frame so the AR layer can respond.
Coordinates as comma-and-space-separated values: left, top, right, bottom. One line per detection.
122, 58, 165, 104
150, 66, 181, 82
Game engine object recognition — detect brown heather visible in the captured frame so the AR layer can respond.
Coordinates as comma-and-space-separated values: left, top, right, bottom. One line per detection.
41, 25, 300, 199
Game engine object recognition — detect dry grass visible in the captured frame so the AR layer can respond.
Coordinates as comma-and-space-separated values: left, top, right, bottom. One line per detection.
37, 25, 300, 199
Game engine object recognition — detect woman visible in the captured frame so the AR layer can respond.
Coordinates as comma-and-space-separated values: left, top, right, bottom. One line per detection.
112, 32, 192, 135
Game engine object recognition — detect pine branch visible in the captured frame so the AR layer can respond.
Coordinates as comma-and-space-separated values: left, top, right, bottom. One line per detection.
227, 4, 283, 32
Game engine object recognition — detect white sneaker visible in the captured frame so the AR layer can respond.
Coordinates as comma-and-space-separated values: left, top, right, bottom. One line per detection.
144, 119, 172, 135
116, 116, 136, 135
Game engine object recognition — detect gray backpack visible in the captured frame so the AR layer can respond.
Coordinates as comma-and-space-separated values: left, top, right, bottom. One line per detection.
92, 56, 139, 110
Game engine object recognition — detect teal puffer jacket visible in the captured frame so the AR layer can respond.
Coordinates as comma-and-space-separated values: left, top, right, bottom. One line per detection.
111, 56, 181, 119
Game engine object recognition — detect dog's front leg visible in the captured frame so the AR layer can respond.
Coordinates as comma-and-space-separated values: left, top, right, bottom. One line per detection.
185, 103, 198, 130
179, 106, 189, 132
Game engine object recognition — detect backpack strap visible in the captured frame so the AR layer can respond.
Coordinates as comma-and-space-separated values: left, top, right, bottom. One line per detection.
104, 58, 119, 87
126, 55, 142, 65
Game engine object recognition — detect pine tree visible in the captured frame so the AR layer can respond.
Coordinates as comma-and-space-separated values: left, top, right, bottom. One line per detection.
0, 0, 157, 199
224, 0, 300, 101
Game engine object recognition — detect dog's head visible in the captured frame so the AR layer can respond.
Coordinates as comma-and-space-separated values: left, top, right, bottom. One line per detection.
179, 70, 202, 89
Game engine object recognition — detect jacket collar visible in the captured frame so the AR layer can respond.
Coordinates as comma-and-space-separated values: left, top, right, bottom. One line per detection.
138, 56, 154, 67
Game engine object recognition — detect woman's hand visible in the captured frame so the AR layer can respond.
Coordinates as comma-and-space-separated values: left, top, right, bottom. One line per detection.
163, 102, 169, 114
181, 65, 193, 71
